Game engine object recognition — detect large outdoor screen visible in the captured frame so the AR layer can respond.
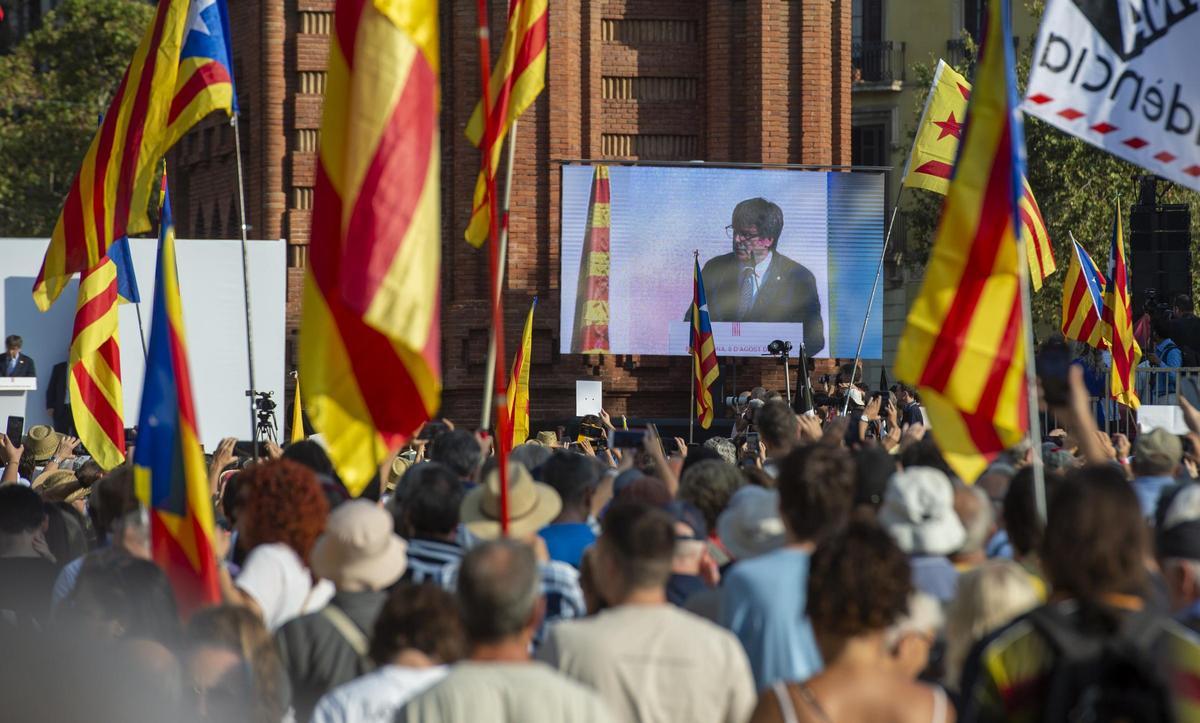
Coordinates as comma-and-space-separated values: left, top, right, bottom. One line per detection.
559, 165, 885, 358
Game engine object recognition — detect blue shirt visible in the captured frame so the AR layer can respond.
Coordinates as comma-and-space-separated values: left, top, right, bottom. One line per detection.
910, 555, 959, 605
1155, 339, 1183, 397
719, 547, 822, 690
1134, 475, 1176, 521
538, 522, 596, 569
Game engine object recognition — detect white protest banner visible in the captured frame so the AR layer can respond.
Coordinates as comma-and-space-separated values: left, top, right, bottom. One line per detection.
1023, 0, 1200, 191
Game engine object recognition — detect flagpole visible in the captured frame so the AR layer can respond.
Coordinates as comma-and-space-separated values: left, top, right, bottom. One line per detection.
480, 119, 520, 430
1017, 233, 1048, 524
843, 186, 904, 416
474, 0, 513, 535
231, 112, 260, 460
690, 249, 698, 445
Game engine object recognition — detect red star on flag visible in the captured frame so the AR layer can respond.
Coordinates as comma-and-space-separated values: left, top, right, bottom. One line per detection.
933, 111, 962, 141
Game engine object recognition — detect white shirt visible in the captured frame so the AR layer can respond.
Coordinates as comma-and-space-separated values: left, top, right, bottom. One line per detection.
236, 542, 334, 631
749, 251, 773, 300
312, 665, 448, 723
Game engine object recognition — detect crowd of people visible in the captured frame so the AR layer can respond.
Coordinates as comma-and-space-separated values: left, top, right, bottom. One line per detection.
5, 359, 1200, 722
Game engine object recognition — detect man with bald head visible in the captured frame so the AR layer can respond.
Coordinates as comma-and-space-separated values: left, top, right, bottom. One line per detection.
399, 539, 613, 723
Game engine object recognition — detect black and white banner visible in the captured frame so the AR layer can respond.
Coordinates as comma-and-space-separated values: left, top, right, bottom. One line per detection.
1024, 0, 1200, 191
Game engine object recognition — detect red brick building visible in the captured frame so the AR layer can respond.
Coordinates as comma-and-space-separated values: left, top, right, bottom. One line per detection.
169, 0, 852, 425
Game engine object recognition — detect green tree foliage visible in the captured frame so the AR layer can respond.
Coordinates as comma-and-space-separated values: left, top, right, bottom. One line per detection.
902, 7, 1200, 334
0, 0, 154, 236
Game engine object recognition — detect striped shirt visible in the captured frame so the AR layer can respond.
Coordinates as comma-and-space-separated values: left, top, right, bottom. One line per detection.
438, 558, 586, 646
403, 538, 464, 585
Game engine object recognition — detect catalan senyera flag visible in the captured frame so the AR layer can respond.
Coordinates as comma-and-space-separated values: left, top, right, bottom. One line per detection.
691, 258, 720, 429
903, 59, 1056, 291
68, 255, 134, 471
463, 0, 548, 246
1102, 201, 1141, 410
33, 0, 193, 311
133, 186, 220, 616
299, 0, 441, 496
894, 0, 1030, 484
505, 297, 537, 451
1061, 239, 1108, 351
290, 375, 304, 444
570, 165, 611, 354
162, 0, 237, 153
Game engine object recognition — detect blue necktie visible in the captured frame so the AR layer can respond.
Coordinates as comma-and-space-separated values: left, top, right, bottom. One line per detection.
5, 358, 14, 375
737, 267, 757, 321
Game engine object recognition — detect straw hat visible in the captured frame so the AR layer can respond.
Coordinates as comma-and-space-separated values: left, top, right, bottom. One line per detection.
310, 500, 408, 592
23, 425, 59, 463
388, 455, 413, 492
33, 469, 75, 493
460, 462, 562, 539
536, 431, 559, 447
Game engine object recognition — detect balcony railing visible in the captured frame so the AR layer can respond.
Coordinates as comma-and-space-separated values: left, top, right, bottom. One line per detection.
946, 36, 1019, 68
852, 40, 905, 85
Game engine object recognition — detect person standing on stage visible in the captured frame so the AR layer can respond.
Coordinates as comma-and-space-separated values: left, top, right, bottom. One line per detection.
3, 336, 36, 378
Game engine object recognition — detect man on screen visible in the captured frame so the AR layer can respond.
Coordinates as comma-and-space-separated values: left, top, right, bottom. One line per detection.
700, 198, 824, 355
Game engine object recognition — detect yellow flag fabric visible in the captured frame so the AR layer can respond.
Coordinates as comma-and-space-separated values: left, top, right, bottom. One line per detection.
894, 0, 1030, 484
298, 0, 441, 495
505, 298, 537, 451
903, 59, 1056, 290
1101, 201, 1142, 410
463, 0, 548, 246
291, 376, 304, 444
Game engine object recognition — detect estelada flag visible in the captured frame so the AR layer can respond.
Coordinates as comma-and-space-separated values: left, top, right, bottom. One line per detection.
894, 0, 1031, 484
1061, 239, 1108, 351
162, 0, 237, 152
903, 59, 1056, 291
505, 298, 537, 451
34, 0, 193, 311
690, 258, 719, 429
299, 0, 441, 495
133, 185, 220, 616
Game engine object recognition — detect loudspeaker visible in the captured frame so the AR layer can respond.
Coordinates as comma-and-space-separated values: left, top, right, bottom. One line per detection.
1129, 202, 1191, 315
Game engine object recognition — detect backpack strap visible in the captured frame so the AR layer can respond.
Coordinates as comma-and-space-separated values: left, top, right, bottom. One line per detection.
320, 605, 371, 660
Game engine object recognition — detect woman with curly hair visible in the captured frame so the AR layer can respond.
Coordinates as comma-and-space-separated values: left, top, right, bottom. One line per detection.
748, 522, 954, 723
218, 459, 333, 631
186, 605, 292, 723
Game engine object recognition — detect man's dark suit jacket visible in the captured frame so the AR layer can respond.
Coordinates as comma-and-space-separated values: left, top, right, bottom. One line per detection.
47, 362, 75, 435
3, 353, 35, 378
700, 251, 825, 356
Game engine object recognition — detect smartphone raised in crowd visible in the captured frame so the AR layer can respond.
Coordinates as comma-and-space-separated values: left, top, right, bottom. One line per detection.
1036, 337, 1072, 408
5, 415, 23, 445
608, 428, 646, 449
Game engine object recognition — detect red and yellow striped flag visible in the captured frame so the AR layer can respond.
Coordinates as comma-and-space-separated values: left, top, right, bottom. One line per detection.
894, 0, 1030, 483
463, 0, 548, 246
33, 0, 192, 311
505, 298, 537, 452
1061, 239, 1108, 351
691, 257, 719, 429
1102, 201, 1141, 410
570, 165, 611, 354
299, 0, 441, 496
902, 59, 1056, 291
69, 259, 126, 470
133, 185, 220, 616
